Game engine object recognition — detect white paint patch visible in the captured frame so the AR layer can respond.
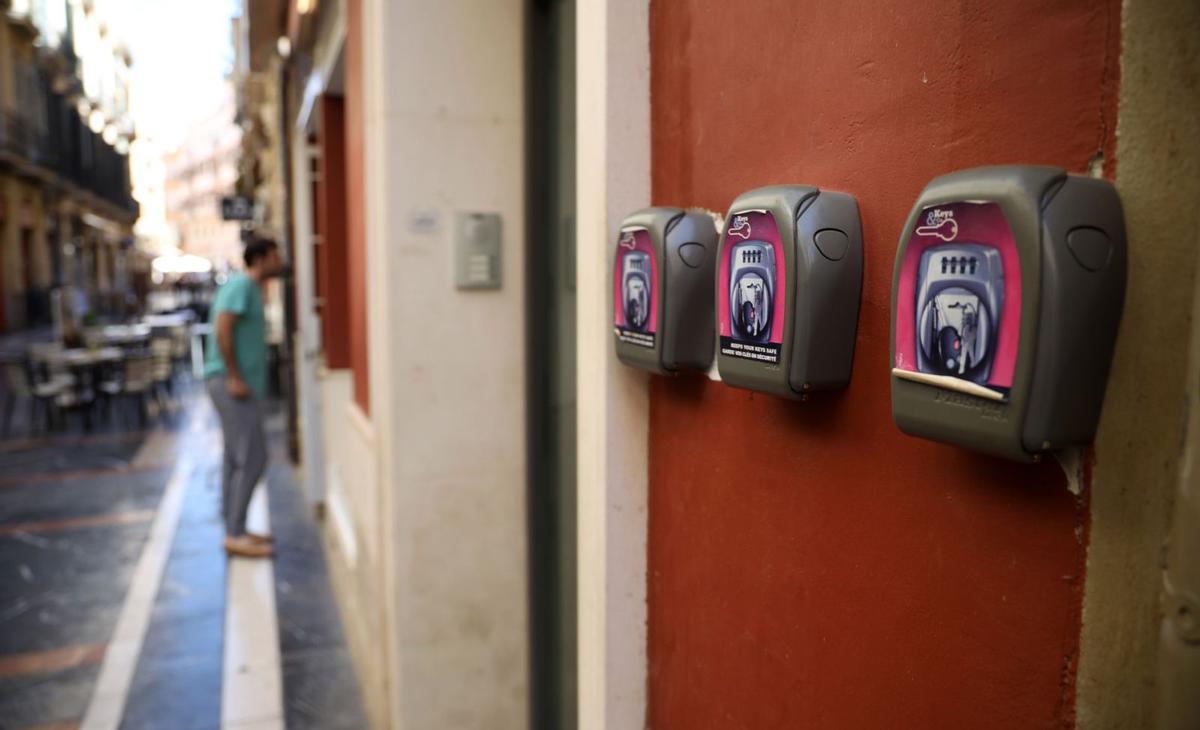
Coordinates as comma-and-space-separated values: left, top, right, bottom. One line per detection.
1056, 446, 1085, 496
221, 487, 284, 730
326, 465, 359, 569
706, 341, 723, 382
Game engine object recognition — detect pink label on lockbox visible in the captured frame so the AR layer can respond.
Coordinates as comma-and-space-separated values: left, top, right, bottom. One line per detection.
719, 210, 787, 365
895, 201, 1021, 398
613, 227, 658, 349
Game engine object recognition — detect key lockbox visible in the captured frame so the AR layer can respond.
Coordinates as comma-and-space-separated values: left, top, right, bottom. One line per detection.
890, 165, 1127, 461
614, 208, 717, 374
716, 185, 863, 399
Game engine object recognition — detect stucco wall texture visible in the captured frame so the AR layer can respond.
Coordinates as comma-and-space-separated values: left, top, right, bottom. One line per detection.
647, 1, 1119, 728
1079, 0, 1200, 726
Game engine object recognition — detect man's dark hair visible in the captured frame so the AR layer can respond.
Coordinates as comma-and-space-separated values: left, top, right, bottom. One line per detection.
243, 237, 278, 268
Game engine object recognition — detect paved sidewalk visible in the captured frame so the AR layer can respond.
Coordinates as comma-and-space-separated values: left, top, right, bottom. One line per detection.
0, 391, 367, 730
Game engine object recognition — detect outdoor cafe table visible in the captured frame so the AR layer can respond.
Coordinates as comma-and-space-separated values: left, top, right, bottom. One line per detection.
33, 347, 122, 431
142, 313, 194, 329
91, 324, 151, 348
50, 347, 124, 383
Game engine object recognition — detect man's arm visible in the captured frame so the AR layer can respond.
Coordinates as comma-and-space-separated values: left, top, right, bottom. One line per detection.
216, 310, 250, 398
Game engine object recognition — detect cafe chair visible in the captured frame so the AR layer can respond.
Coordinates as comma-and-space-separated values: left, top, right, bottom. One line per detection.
1, 358, 64, 437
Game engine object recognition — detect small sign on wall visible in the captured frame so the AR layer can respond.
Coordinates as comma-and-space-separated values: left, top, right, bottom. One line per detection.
407, 209, 442, 235
221, 196, 255, 221
455, 212, 502, 290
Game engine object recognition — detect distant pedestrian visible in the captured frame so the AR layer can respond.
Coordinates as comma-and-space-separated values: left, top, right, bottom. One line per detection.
205, 237, 284, 558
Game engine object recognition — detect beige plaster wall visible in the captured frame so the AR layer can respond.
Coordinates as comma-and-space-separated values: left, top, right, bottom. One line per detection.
574, 1, 652, 730
358, 1, 530, 728
1077, 0, 1200, 726
318, 370, 391, 729
1, 179, 23, 305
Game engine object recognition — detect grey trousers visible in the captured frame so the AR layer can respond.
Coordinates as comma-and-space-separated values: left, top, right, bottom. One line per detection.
206, 377, 267, 537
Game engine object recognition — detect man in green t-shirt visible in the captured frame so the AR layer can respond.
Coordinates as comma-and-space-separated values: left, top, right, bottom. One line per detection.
205, 237, 284, 558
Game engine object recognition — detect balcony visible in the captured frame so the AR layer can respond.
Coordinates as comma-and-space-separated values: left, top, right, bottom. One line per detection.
0, 109, 46, 167
0, 82, 137, 222
0, 65, 138, 222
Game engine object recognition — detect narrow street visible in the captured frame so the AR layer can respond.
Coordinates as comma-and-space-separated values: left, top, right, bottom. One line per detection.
0, 388, 366, 730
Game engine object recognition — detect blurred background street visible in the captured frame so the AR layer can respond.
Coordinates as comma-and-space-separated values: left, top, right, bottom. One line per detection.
0, 2, 366, 728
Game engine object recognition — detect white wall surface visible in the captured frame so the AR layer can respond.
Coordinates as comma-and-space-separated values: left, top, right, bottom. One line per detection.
575, 1, 651, 730
316, 370, 393, 726
360, 1, 529, 728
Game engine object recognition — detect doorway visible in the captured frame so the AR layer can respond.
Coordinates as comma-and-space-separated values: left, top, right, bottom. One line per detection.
526, 0, 577, 727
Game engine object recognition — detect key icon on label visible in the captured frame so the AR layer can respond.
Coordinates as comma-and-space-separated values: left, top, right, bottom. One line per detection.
916, 217, 958, 241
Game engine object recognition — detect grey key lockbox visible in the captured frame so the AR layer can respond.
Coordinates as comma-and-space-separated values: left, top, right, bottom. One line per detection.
715, 185, 863, 399
890, 165, 1127, 461
613, 208, 717, 374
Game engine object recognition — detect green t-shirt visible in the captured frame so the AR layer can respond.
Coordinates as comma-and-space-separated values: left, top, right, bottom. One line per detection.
204, 273, 269, 398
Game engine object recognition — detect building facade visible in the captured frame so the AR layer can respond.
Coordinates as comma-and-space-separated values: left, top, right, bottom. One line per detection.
162, 83, 243, 273
0, 0, 138, 332
128, 134, 170, 259
239, 0, 1200, 728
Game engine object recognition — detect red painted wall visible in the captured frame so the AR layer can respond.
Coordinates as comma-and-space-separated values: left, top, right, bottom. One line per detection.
647, 2, 1119, 728
345, 0, 370, 414
317, 95, 351, 371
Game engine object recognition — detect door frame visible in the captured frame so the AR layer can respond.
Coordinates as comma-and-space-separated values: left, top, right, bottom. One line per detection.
575, 1, 652, 729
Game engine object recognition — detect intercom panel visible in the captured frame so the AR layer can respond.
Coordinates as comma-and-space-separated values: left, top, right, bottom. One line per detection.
614, 207, 717, 374
716, 186, 863, 399
890, 165, 1127, 460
